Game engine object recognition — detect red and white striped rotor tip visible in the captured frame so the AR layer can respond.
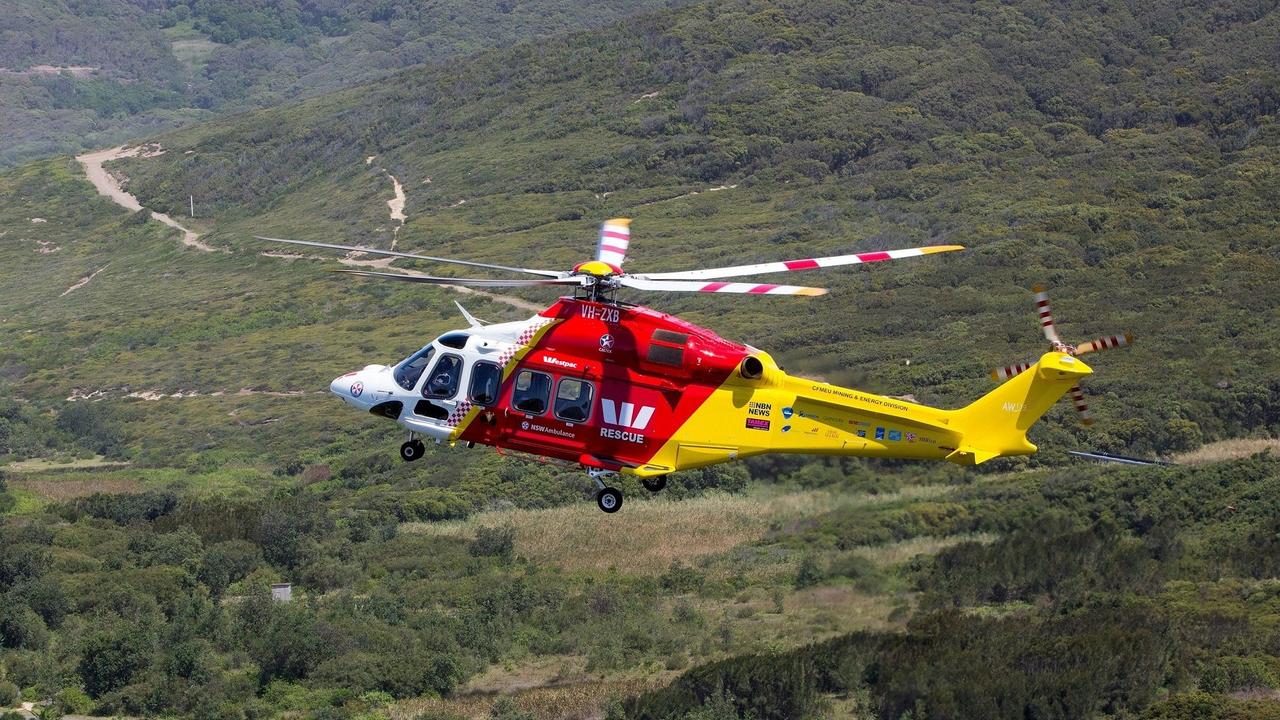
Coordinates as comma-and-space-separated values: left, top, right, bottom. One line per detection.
596, 218, 631, 268
1070, 385, 1094, 426
1075, 332, 1134, 355
990, 361, 1034, 381
1032, 284, 1061, 344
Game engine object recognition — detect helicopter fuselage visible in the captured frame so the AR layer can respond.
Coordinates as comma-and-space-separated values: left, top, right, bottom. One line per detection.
331, 297, 1092, 478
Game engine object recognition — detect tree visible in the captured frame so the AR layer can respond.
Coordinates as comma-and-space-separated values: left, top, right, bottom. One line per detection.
78, 618, 156, 697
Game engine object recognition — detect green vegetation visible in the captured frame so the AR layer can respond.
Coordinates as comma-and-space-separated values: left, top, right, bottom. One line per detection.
0, 0, 1278, 717
0, 0, 678, 166
629, 456, 1280, 719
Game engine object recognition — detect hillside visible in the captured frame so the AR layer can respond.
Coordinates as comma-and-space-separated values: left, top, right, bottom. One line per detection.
0, 0, 679, 167
108, 0, 1280, 459
1, 0, 1279, 718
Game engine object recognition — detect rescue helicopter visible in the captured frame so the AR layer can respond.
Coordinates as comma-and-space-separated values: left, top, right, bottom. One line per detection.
256, 220, 1132, 513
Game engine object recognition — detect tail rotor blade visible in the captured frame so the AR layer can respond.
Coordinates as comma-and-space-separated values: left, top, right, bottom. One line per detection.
1069, 385, 1094, 426
991, 361, 1035, 382
1033, 285, 1061, 344
1076, 332, 1134, 355
642, 244, 964, 281
596, 218, 631, 268
620, 277, 827, 296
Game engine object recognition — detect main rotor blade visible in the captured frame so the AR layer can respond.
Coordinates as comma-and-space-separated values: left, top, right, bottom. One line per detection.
1076, 333, 1134, 355
595, 218, 631, 268
1033, 285, 1062, 345
254, 235, 564, 278
640, 244, 963, 281
332, 269, 584, 288
620, 277, 827, 296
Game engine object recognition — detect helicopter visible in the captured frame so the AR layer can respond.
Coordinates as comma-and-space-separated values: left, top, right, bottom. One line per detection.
256, 220, 1132, 513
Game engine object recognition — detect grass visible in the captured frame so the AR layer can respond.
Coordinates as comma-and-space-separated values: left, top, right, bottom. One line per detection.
391, 674, 668, 720
3, 455, 129, 472
404, 485, 955, 576
10, 476, 143, 502
1175, 438, 1280, 465
848, 533, 996, 568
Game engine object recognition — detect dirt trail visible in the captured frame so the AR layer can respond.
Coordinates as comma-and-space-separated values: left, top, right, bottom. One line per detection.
60, 265, 108, 296
77, 145, 223, 253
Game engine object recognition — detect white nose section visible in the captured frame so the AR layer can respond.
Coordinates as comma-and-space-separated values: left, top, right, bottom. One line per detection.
331, 372, 365, 405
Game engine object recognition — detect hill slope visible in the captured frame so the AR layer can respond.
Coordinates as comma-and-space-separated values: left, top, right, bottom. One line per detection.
102, 0, 1280, 459
0, 0, 680, 166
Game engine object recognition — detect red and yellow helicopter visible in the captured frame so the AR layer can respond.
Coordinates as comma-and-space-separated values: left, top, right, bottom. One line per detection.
258, 220, 1132, 512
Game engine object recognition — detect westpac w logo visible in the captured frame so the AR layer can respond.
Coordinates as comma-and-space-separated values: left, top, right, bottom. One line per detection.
601, 399, 655, 430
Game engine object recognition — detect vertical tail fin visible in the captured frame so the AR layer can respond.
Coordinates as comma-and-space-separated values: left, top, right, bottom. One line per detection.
945, 352, 1091, 464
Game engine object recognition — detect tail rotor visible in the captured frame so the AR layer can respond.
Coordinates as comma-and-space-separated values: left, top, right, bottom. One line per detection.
990, 285, 1133, 425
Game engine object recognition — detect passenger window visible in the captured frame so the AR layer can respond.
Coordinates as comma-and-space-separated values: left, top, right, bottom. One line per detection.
423, 354, 463, 399
554, 379, 593, 423
468, 362, 502, 406
394, 346, 435, 391
511, 370, 551, 415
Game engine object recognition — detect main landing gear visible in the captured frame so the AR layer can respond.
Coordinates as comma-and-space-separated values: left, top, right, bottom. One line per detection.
400, 434, 426, 462
589, 469, 622, 513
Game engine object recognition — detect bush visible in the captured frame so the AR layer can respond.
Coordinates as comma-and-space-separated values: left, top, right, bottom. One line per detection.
0, 680, 18, 706
468, 525, 515, 560
1199, 656, 1279, 694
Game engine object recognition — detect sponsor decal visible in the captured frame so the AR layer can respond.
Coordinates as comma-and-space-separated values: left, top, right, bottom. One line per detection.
523, 421, 576, 439
810, 385, 911, 413
1002, 402, 1024, 413
600, 427, 645, 444
602, 399, 655, 430
748, 401, 772, 417
856, 429, 867, 438
782, 407, 794, 419
745, 418, 771, 431
906, 432, 917, 442
599, 398, 653, 445
350, 381, 364, 398
888, 429, 902, 441
540, 354, 579, 370
874, 427, 885, 440
598, 334, 614, 353
781, 425, 792, 433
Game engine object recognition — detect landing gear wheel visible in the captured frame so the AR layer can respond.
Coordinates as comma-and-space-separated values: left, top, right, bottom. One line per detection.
642, 476, 668, 493
596, 487, 623, 513
399, 439, 426, 462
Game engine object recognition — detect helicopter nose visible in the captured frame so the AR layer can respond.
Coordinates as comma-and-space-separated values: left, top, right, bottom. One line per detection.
331, 371, 365, 404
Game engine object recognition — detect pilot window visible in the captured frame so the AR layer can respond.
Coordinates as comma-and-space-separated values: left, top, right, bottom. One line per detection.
554, 378, 594, 423
512, 370, 551, 415
468, 361, 502, 406
423, 354, 463, 399
394, 346, 435, 391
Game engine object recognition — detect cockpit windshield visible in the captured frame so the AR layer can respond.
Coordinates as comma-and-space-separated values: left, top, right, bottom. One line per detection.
393, 346, 435, 391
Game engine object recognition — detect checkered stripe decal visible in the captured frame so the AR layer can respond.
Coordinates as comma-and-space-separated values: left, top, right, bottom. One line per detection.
446, 317, 553, 430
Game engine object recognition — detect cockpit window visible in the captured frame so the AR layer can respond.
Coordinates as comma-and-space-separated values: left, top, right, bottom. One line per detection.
423, 354, 463, 399
554, 379, 593, 423
393, 346, 435, 391
438, 332, 470, 350
469, 362, 502, 406
512, 370, 551, 415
